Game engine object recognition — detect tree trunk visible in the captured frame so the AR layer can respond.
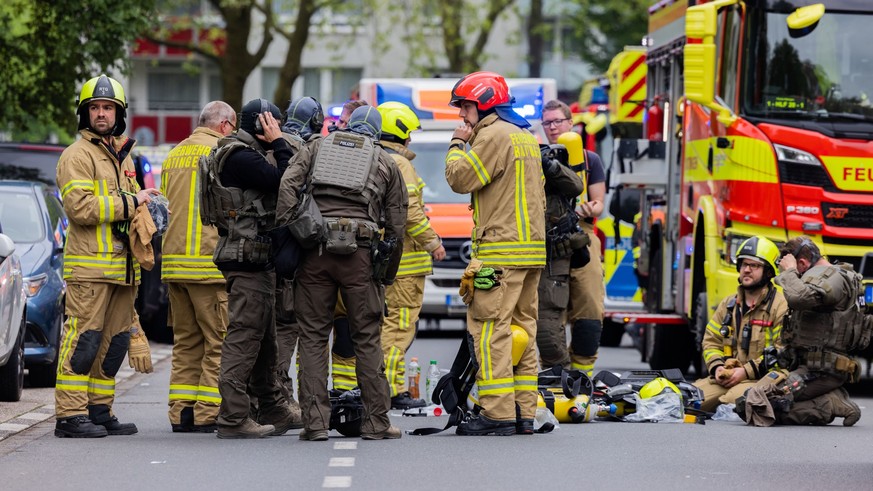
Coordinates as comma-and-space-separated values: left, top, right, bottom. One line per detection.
272, 1, 318, 106
527, 0, 543, 77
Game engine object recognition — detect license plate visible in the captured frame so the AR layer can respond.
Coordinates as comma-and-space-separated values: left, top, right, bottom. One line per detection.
446, 294, 465, 307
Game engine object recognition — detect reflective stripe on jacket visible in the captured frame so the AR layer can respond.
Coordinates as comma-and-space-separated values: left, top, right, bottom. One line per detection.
57, 130, 141, 284
160, 127, 223, 283
382, 141, 440, 277
445, 114, 546, 268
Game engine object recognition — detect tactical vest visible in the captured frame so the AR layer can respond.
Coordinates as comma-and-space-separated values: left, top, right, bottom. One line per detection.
309, 130, 382, 224
784, 264, 873, 354
199, 132, 278, 264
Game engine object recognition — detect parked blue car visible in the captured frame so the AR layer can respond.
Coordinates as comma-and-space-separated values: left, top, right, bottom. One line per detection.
0, 180, 67, 387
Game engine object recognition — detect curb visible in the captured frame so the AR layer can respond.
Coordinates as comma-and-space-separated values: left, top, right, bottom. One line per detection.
0, 343, 172, 442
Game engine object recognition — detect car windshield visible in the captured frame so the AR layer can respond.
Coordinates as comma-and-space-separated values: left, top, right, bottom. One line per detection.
742, 9, 873, 121
0, 189, 44, 243
407, 141, 469, 204
0, 146, 61, 185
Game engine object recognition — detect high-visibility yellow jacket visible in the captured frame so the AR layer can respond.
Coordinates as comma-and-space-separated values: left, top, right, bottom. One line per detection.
160, 127, 224, 284
57, 130, 141, 284
381, 141, 441, 277
445, 114, 546, 268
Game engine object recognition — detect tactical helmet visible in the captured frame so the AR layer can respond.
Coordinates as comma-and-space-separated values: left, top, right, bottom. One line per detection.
329, 389, 363, 437
449, 71, 511, 111
377, 102, 421, 142
76, 74, 128, 136
283, 96, 325, 140
736, 236, 780, 276
510, 325, 529, 366
239, 98, 283, 136
638, 377, 681, 400
348, 105, 382, 139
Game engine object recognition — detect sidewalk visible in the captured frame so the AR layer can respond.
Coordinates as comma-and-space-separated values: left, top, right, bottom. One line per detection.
0, 343, 172, 442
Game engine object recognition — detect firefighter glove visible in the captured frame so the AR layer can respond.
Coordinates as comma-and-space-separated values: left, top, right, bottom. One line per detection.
459, 258, 483, 305
128, 327, 153, 374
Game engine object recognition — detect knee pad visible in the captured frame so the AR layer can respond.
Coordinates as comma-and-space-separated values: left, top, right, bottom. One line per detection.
102, 331, 131, 376
70, 330, 102, 374
570, 319, 602, 357
332, 318, 355, 359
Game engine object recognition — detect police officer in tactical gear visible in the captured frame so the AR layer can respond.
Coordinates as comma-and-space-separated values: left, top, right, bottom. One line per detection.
266, 96, 325, 424
737, 236, 870, 426
277, 105, 408, 441
204, 98, 299, 438
692, 236, 789, 412
534, 143, 585, 371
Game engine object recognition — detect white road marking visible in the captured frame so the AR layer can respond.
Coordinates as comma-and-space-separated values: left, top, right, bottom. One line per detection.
333, 441, 357, 450
329, 457, 355, 467
322, 476, 352, 488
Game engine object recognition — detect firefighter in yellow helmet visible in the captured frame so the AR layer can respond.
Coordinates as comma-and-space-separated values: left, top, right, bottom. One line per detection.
54, 75, 162, 438
446, 72, 546, 436
161, 101, 237, 433
376, 102, 446, 409
692, 236, 789, 412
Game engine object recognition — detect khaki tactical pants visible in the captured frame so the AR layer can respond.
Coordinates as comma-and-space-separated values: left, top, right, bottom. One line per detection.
777, 367, 847, 425
330, 295, 358, 391
568, 224, 604, 375
535, 269, 571, 370
217, 270, 284, 426
55, 282, 136, 419
167, 282, 227, 426
295, 248, 391, 434
275, 278, 299, 404
382, 275, 424, 397
467, 267, 541, 422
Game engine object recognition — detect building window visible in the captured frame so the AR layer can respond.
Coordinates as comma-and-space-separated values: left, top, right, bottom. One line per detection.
332, 68, 363, 103
147, 71, 201, 111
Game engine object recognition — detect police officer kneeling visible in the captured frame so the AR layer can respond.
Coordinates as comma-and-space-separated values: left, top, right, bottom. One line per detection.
278, 106, 408, 441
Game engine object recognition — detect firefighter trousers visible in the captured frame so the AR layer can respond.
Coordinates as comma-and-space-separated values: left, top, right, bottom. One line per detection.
467, 267, 541, 422
295, 248, 391, 434
55, 281, 136, 419
568, 225, 604, 376
217, 270, 285, 427
693, 374, 780, 413
167, 282, 226, 426
382, 275, 424, 397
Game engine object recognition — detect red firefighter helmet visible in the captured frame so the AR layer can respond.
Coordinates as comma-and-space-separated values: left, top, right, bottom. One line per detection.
449, 71, 511, 111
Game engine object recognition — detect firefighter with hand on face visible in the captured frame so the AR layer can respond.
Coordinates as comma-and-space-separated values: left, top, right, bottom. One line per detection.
445, 71, 546, 436
162, 101, 236, 433
541, 100, 606, 378
376, 102, 446, 409
202, 98, 299, 439
691, 237, 789, 412
278, 106, 408, 441
737, 236, 868, 426
54, 74, 160, 438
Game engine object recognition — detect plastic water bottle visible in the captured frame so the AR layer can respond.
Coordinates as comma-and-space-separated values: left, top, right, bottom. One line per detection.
407, 358, 421, 399
425, 360, 440, 404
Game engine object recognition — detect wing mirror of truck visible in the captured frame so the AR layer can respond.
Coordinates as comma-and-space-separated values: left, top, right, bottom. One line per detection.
787, 3, 825, 38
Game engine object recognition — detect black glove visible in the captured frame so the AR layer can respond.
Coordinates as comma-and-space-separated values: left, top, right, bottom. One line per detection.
570, 245, 591, 269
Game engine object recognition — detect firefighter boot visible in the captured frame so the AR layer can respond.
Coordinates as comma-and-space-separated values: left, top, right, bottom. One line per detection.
828, 387, 861, 427
258, 403, 303, 436
172, 406, 195, 433
217, 418, 275, 439
390, 391, 426, 410
89, 404, 138, 435
55, 415, 109, 438
456, 414, 516, 436
515, 404, 533, 435
361, 425, 402, 440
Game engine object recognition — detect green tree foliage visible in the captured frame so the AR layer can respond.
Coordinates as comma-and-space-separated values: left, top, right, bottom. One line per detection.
568, 0, 649, 73
0, 0, 155, 140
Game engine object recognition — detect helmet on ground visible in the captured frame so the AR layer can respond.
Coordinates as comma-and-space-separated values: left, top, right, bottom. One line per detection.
329, 389, 363, 437
449, 71, 511, 111
348, 105, 382, 139
239, 98, 283, 136
377, 102, 421, 142
736, 236, 779, 276
283, 96, 324, 140
638, 377, 680, 400
76, 74, 128, 135
510, 325, 529, 366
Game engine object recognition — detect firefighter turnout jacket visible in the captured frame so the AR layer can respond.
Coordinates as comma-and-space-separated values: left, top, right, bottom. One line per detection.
57, 129, 141, 284
445, 114, 547, 268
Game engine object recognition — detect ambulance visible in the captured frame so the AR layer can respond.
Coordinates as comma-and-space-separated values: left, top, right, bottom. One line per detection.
358, 77, 557, 327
